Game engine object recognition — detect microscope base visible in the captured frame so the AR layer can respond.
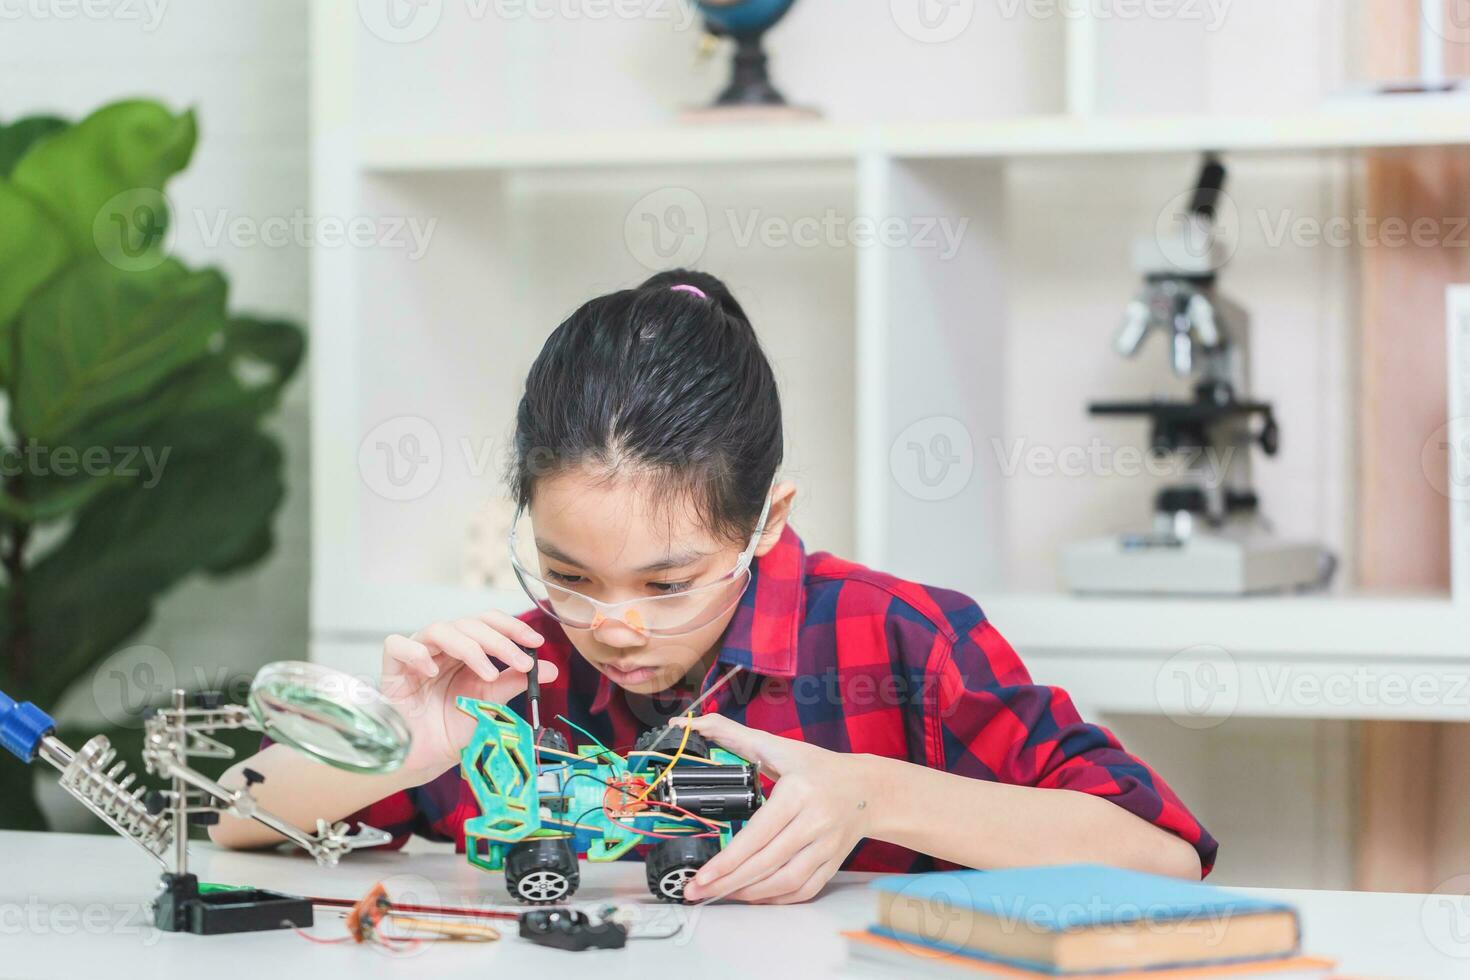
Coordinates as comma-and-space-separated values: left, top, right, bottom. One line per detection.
1063, 530, 1331, 596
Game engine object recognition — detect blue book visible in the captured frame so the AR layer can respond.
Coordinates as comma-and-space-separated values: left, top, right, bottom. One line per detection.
868, 865, 1300, 976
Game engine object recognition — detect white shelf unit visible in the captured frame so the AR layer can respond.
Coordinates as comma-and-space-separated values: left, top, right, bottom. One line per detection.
361, 106, 1470, 172
310, 2, 1470, 721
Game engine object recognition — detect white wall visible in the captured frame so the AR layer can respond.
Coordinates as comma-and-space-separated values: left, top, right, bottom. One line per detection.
0, 2, 311, 741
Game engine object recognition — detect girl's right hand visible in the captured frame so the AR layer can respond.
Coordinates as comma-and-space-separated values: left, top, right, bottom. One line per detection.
380, 610, 559, 778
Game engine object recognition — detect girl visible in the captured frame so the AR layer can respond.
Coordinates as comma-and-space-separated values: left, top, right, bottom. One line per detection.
214, 270, 1216, 904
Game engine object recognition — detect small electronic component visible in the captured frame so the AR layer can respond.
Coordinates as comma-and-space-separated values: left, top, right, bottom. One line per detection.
518, 909, 627, 951
655, 765, 761, 821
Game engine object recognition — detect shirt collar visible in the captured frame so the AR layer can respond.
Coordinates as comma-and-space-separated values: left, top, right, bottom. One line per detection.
589, 525, 806, 714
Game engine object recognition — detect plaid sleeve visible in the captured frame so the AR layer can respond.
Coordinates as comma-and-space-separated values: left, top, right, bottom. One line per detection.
902, 607, 1219, 876
341, 790, 418, 851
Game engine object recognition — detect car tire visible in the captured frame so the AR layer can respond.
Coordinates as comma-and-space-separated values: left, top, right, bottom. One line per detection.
645, 836, 720, 904
634, 725, 709, 760
505, 837, 580, 905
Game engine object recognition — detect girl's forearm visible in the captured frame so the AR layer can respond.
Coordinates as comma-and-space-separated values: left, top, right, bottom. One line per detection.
207, 744, 441, 850
860, 754, 1202, 880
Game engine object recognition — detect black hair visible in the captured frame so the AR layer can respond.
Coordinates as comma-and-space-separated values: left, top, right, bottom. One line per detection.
512, 269, 783, 543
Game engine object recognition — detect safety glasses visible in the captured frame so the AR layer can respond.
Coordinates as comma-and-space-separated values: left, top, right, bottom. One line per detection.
506, 490, 773, 638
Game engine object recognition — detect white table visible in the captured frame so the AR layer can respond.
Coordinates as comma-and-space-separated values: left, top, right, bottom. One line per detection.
0, 831, 1464, 979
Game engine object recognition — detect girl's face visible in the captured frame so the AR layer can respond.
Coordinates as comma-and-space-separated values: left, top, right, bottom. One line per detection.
524, 467, 792, 696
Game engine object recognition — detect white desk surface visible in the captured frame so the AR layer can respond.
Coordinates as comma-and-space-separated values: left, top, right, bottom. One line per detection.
0, 831, 1463, 979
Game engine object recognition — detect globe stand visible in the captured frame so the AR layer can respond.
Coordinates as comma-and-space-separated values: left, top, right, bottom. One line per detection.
683, 33, 819, 122
717, 35, 785, 107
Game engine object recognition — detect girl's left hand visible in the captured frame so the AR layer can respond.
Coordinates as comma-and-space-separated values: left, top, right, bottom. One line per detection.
672, 713, 875, 905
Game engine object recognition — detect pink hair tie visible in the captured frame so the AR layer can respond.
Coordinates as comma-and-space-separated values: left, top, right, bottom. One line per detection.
670, 284, 707, 299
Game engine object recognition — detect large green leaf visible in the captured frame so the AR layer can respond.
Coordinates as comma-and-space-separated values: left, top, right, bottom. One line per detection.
24, 431, 285, 706
0, 114, 67, 179
224, 315, 307, 400
8, 310, 303, 524
10, 101, 194, 258
12, 259, 224, 444
0, 182, 69, 355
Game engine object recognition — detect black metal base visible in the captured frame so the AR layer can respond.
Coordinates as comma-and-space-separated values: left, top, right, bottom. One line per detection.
714, 35, 787, 108
153, 873, 313, 935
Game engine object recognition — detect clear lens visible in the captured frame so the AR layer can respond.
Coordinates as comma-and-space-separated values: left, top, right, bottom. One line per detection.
509, 521, 752, 636
248, 661, 411, 773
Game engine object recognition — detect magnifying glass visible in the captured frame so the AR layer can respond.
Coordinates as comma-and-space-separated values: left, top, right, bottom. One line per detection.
249, 661, 411, 774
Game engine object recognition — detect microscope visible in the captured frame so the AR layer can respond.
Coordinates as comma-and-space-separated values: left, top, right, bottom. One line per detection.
1062, 156, 1335, 595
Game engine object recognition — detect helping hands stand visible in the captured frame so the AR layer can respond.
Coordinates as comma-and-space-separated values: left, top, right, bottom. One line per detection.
1, 665, 405, 935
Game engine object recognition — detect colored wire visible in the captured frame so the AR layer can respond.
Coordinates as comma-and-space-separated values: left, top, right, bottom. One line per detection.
630, 719, 691, 804
308, 896, 520, 922
629, 663, 743, 805
626, 749, 717, 764
555, 714, 623, 768
638, 797, 723, 831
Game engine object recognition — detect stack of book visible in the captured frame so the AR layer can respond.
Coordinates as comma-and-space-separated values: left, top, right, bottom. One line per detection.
845, 865, 1334, 978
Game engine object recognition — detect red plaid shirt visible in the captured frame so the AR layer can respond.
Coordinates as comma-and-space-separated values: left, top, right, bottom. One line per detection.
351, 526, 1218, 875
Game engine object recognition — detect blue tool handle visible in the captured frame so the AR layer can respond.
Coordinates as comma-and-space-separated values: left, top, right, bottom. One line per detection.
0, 688, 56, 763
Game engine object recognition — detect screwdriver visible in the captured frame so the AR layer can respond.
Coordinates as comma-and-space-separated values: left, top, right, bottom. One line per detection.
524, 644, 542, 733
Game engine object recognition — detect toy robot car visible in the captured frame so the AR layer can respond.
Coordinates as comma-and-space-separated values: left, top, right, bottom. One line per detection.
456, 696, 763, 904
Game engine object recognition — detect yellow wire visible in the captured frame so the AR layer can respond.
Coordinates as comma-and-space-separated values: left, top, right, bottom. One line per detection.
629, 711, 693, 805
626, 662, 743, 806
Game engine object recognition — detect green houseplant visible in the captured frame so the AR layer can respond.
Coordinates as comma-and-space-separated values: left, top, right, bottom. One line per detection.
0, 100, 304, 829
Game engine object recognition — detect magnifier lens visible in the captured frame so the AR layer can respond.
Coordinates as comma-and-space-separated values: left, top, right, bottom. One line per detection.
248, 661, 411, 774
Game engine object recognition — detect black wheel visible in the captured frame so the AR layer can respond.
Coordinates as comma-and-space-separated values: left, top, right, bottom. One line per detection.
505, 838, 580, 905
645, 836, 720, 903
634, 725, 708, 760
